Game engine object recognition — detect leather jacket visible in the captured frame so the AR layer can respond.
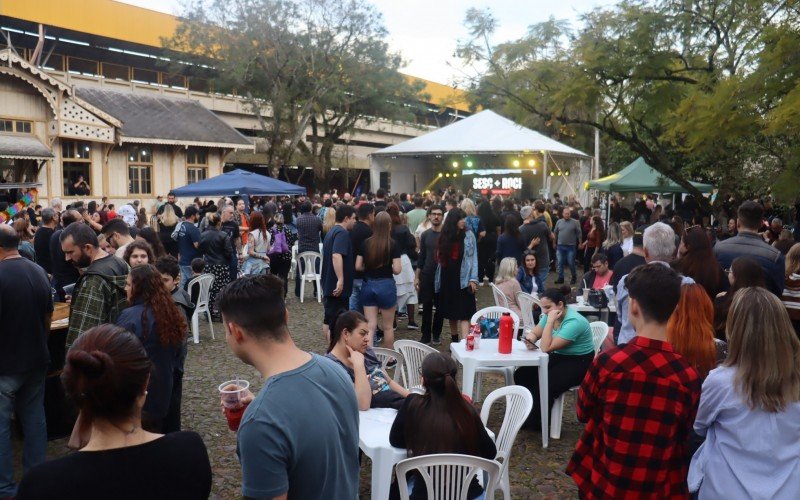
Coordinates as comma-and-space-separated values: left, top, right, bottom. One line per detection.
199, 228, 232, 266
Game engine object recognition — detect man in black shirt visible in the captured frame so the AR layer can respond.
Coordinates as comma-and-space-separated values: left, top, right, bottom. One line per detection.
49, 210, 82, 301
349, 203, 374, 313
321, 205, 356, 339
34, 208, 57, 275
0, 224, 53, 496
373, 189, 388, 213
519, 201, 552, 291
156, 192, 184, 218
415, 206, 444, 345
610, 231, 646, 342
294, 201, 322, 298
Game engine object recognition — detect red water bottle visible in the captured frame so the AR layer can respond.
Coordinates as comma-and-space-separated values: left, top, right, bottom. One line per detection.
499, 312, 513, 354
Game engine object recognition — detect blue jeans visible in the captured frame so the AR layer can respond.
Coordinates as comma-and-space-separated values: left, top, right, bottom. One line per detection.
536, 268, 549, 293
179, 265, 193, 289
0, 368, 47, 496
349, 279, 364, 313
556, 244, 577, 281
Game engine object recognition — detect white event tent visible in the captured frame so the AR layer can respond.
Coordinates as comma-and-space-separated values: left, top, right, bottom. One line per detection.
370, 110, 592, 200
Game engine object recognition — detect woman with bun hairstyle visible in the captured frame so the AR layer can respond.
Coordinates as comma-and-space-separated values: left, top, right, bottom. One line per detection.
516, 286, 595, 430
16, 324, 211, 499
116, 265, 187, 433
389, 352, 496, 499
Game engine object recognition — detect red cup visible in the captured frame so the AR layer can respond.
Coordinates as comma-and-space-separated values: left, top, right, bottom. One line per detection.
224, 401, 250, 431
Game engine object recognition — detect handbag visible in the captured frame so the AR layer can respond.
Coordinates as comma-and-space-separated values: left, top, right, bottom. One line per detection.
588, 289, 609, 309
171, 221, 186, 241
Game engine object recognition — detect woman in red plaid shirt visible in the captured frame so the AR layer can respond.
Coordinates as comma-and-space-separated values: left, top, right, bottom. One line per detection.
567, 263, 701, 499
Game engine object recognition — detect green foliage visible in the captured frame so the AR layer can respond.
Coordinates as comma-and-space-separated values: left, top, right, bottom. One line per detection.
458, 0, 800, 208
165, 0, 421, 187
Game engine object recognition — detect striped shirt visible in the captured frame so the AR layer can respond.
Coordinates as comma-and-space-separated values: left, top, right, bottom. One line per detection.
782, 273, 800, 320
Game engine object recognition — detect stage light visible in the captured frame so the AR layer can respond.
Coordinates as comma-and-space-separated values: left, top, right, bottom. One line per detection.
532, 169, 537, 175
452, 161, 459, 168
549, 171, 554, 177
557, 171, 562, 176
466, 161, 473, 167
453, 173, 457, 178
528, 159, 535, 167
446, 173, 451, 177
512, 160, 520, 167
565, 171, 570, 176
438, 173, 443, 178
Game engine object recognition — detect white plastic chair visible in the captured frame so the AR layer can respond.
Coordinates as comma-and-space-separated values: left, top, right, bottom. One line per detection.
469, 307, 520, 402
479, 386, 534, 500
395, 453, 501, 500
490, 283, 510, 308
187, 273, 215, 344
289, 242, 298, 277
297, 251, 322, 303
515, 291, 537, 334
550, 321, 609, 440
394, 340, 438, 391
372, 347, 405, 384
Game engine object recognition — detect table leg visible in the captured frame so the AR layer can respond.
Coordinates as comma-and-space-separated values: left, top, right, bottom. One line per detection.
601, 309, 609, 324
372, 449, 397, 500
538, 356, 549, 448
460, 360, 477, 401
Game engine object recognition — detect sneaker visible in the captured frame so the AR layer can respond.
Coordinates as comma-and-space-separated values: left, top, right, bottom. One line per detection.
420, 335, 432, 344
407, 322, 419, 330
570, 276, 577, 284
554, 278, 564, 284
386, 359, 397, 368
432, 337, 442, 346
374, 329, 384, 345
396, 312, 408, 318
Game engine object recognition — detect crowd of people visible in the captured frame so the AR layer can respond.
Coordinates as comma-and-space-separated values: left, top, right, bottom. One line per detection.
2, 185, 800, 499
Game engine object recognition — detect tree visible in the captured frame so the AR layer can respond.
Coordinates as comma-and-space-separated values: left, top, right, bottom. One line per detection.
167, 0, 422, 189
458, 0, 800, 210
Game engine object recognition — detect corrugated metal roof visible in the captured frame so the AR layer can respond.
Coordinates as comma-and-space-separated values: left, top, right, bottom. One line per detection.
0, 135, 54, 160
75, 87, 252, 148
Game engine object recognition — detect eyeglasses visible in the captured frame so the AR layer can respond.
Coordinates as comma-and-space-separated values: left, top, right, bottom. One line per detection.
430, 213, 443, 218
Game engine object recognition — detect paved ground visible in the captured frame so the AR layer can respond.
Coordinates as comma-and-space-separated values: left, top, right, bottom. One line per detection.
32, 276, 585, 499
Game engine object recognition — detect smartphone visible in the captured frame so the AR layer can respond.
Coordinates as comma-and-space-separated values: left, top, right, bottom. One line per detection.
523, 337, 538, 349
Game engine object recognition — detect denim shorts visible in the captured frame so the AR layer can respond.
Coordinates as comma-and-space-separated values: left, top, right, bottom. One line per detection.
361, 278, 397, 309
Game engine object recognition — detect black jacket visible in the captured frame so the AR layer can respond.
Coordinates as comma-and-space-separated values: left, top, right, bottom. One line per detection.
199, 228, 232, 266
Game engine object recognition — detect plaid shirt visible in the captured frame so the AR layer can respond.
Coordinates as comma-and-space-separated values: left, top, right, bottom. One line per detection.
566, 336, 700, 499
296, 212, 322, 253
67, 271, 129, 348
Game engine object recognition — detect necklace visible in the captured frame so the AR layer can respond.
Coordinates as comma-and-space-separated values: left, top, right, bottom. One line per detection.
111, 421, 139, 435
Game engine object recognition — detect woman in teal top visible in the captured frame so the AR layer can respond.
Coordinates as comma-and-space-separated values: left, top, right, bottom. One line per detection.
515, 286, 596, 429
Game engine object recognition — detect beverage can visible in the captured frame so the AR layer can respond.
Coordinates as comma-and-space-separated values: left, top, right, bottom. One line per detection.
466, 333, 475, 351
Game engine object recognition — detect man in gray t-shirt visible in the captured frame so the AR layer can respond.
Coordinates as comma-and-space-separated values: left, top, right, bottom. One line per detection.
553, 207, 582, 284
218, 275, 359, 500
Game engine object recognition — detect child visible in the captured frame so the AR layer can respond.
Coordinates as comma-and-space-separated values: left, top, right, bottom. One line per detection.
567, 263, 700, 498
185, 257, 205, 306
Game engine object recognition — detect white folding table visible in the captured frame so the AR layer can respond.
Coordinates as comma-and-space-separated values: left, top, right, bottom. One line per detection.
450, 338, 550, 448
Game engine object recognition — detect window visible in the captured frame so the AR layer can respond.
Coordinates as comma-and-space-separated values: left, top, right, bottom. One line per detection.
61, 141, 92, 196
0, 119, 33, 134
186, 147, 208, 184
128, 146, 152, 194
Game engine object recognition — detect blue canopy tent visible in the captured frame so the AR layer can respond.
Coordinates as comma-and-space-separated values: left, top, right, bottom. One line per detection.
171, 169, 307, 197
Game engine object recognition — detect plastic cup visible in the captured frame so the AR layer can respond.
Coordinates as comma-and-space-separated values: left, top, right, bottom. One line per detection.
218, 379, 250, 409
582, 289, 590, 303
224, 401, 250, 431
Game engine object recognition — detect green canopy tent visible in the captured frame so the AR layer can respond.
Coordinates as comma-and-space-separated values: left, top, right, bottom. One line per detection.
588, 157, 714, 193
588, 157, 715, 223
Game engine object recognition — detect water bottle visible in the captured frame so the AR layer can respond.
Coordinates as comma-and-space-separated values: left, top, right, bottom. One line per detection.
498, 312, 513, 354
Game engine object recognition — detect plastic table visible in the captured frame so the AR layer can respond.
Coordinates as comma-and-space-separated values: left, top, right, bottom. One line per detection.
359, 408, 406, 500
572, 298, 616, 323
450, 338, 550, 448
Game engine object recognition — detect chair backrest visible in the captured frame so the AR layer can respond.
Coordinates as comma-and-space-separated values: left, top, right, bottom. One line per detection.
589, 321, 609, 356
394, 340, 438, 390
371, 347, 405, 383
395, 453, 501, 500
479, 386, 533, 483
515, 292, 536, 330
297, 251, 321, 278
470, 307, 520, 333
490, 283, 510, 308
187, 274, 214, 311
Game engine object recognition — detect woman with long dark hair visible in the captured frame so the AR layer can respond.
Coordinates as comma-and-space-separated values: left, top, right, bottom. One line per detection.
713, 256, 765, 339
436, 208, 479, 343
495, 214, 525, 264
387, 202, 419, 329
137, 227, 167, 261
241, 211, 270, 276
356, 211, 401, 348
198, 212, 232, 317
477, 199, 501, 282
389, 353, 496, 499
517, 286, 595, 430
673, 225, 726, 299
580, 216, 604, 273
116, 265, 187, 433
16, 325, 211, 499
325, 311, 408, 410
516, 249, 539, 295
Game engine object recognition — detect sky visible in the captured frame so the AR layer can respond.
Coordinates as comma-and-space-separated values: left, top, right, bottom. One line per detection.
118, 0, 616, 85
